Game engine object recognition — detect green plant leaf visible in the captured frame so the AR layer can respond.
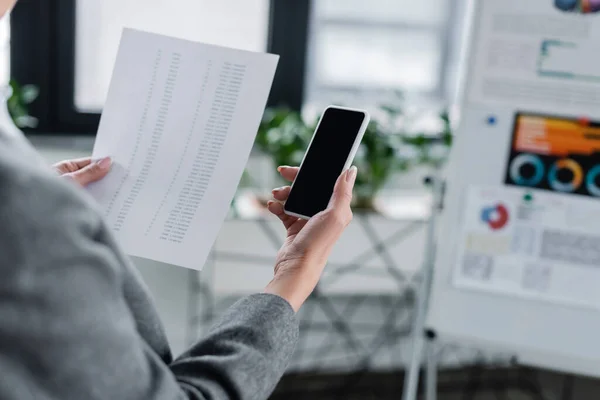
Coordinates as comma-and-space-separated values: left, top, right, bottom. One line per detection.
14, 115, 39, 129
7, 79, 40, 129
380, 104, 403, 116
9, 79, 20, 94
254, 102, 454, 201
21, 85, 40, 104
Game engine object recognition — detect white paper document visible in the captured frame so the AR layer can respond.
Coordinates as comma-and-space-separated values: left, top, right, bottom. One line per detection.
87, 29, 278, 270
453, 185, 600, 309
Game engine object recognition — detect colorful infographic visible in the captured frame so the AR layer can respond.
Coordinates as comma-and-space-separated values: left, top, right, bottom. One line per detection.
453, 185, 600, 309
554, 0, 600, 13
505, 113, 600, 197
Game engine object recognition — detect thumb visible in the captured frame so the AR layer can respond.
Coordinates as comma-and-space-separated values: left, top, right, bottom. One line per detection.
329, 166, 357, 209
69, 157, 112, 186
292, 166, 358, 261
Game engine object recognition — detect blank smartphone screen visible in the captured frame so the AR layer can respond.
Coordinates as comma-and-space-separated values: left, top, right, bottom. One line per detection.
284, 108, 366, 218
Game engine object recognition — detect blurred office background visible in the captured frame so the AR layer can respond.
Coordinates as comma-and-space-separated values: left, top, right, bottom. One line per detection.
5, 1, 600, 398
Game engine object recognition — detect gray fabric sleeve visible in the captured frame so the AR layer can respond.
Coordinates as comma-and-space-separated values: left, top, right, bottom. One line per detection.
0, 159, 298, 400
171, 294, 299, 399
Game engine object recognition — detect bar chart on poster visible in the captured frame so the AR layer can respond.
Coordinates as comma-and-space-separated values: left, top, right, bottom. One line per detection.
504, 113, 600, 197
538, 40, 600, 82
425, 0, 600, 378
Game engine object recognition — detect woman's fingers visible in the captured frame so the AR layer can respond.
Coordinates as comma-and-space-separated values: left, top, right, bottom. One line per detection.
300, 166, 357, 243
67, 157, 112, 186
267, 199, 285, 215
267, 200, 297, 230
277, 166, 299, 182
329, 166, 357, 210
267, 200, 308, 233
53, 157, 92, 174
269, 182, 308, 233
69, 157, 94, 169
271, 186, 291, 201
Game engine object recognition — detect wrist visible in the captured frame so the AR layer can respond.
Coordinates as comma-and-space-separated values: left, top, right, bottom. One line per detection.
263, 268, 319, 312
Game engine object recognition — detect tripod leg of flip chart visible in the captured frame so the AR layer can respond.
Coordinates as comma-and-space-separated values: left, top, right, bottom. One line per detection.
425, 335, 438, 400
402, 174, 442, 400
403, 333, 424, 400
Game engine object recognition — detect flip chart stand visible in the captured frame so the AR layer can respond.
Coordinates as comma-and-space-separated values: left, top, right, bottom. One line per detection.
424, 329, 438, 400
401, 172, 445, 400
401, 177, 523, 400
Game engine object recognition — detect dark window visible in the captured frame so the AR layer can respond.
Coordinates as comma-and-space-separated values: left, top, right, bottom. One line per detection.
11, 0, 311, 135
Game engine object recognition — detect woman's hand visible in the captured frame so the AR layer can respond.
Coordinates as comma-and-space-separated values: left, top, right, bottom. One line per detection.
265, 165, 357, 311
53, 156, 112, 187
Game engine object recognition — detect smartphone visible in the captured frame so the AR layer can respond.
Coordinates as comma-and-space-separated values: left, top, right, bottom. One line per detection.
283, 106, 370, 219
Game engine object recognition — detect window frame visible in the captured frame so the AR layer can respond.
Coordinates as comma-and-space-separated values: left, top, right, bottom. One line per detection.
304, 0, 459, 106
10, 0, 311, 135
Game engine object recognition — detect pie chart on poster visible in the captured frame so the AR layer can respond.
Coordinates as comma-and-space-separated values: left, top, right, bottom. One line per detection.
555, 0, 600, 12
586, 165, 600, 196
509, 154, 545, 186
548, 159, 583, 192
480, 204, 509, 230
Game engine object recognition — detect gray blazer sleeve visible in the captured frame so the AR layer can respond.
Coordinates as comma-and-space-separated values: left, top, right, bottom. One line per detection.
0, 156, 298, 400
171, 295, 298, 398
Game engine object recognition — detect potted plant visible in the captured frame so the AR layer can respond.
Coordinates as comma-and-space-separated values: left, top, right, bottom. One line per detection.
253, 96, 453, 212
6, 79, 39, 128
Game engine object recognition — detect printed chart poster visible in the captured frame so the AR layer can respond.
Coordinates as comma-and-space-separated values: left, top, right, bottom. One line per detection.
467, 0, 600, 118
453, 185, 600, 308
505, 113, 600, 197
